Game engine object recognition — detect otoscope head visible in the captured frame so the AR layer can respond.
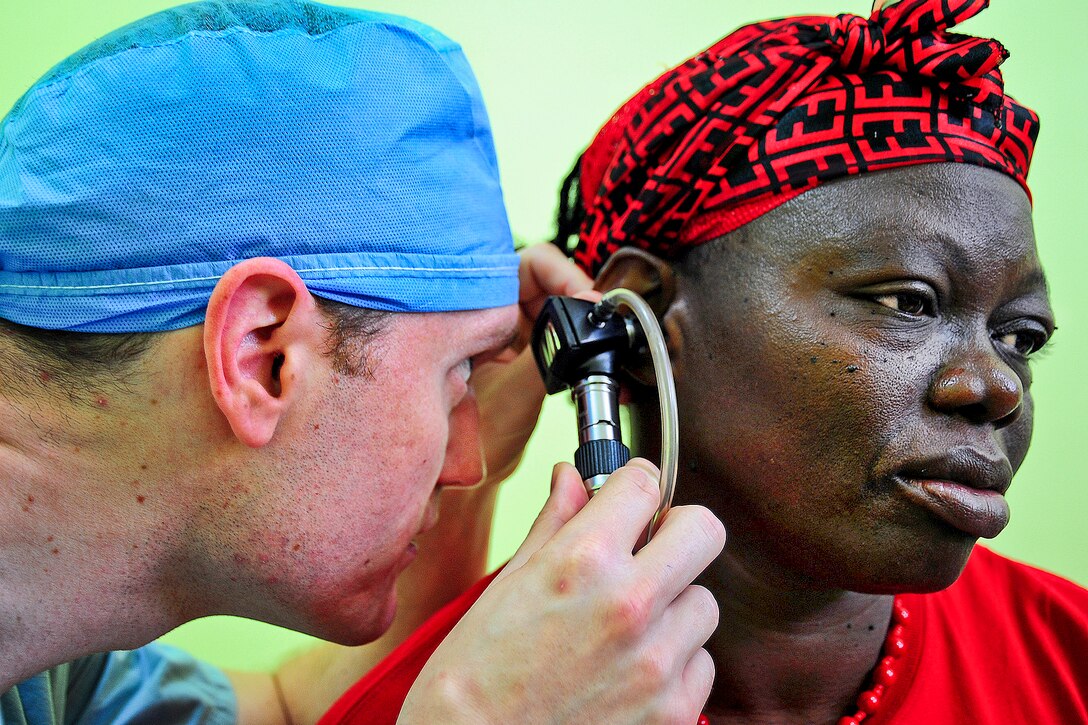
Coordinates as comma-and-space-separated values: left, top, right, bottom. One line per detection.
531, 296, 639, 394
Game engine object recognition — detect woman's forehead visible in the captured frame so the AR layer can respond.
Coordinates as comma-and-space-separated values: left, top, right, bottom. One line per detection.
678, 163, 1049, 319
751, 164, 1037, 263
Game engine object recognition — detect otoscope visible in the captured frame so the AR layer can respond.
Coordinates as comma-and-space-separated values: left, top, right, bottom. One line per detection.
531, 290, 679, 546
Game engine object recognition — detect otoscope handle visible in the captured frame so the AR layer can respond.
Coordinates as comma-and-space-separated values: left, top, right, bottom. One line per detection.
575, 438, 631, 494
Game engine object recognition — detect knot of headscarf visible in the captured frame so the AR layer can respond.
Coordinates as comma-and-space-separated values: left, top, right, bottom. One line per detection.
820, 0, 1007, 106
568, 0, 1038, 276
823, 13, 887, 73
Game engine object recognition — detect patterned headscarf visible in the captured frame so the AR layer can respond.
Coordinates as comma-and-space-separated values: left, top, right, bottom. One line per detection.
563, 0, 1039, 275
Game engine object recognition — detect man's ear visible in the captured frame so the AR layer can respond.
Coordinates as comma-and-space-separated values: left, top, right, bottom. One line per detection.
203, 258, 321, 448
594, 248, 684, 387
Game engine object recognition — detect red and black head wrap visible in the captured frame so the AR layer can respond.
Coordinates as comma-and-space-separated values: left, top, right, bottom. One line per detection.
557, 0, 1040, 276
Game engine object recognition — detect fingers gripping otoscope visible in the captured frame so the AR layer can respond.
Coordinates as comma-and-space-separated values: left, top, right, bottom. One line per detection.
531, 290, 679, 546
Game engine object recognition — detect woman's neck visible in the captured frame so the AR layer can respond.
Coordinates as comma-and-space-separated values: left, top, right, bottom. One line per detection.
698, 549, 893, 725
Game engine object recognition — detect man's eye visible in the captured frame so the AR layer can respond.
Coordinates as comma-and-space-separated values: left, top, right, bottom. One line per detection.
456, 358, 473, 383
873, 292, 931, 316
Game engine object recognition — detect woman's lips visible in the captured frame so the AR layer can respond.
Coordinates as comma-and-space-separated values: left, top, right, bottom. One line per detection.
897, 477, 1010, 539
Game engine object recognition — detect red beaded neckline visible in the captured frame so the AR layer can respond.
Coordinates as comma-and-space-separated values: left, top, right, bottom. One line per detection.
697, 597, 910, 725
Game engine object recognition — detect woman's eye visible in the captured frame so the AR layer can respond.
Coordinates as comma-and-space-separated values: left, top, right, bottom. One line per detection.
873, 292, 931, 316
995, 330, 1046, 357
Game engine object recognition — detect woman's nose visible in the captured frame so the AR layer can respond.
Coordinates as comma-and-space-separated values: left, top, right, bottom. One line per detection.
437, 390, 485, 488
927, 345, 1023, 428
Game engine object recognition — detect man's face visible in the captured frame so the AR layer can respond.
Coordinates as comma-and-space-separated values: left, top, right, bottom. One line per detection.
226, 304, 519, 642
671, 163, 1053, 594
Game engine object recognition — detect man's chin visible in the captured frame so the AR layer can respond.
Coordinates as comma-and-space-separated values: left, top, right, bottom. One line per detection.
302, 584, 399, 646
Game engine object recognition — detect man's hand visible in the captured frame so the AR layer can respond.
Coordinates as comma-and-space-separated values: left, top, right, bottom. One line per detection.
472, 243, 596, 486
399, 459, 726, 724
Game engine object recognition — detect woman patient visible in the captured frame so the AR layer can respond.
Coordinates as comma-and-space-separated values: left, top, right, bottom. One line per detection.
319, 1, 1088, 722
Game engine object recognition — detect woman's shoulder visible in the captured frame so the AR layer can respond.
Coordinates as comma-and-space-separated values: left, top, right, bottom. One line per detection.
915, 543, 1088, 667
955, 545, 1088, 607
885, 546, 1088, 724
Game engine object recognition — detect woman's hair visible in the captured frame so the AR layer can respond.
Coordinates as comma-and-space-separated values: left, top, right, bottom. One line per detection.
551, 155, 587, 260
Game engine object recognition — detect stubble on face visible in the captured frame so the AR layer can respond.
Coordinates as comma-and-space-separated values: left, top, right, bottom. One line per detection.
215, 305, 519, 643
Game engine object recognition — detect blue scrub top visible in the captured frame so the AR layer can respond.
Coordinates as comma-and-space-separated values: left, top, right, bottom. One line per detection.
0, 644, 236, 725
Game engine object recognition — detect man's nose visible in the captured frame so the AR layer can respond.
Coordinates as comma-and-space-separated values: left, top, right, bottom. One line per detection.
438, 390, 485, 488
927, 342, 1023, 429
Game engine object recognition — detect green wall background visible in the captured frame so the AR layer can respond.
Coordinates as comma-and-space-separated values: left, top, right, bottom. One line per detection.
3, 1, 1085, 672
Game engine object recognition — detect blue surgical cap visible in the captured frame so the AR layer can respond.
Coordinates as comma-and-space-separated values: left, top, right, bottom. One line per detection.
0, 0, 518, 332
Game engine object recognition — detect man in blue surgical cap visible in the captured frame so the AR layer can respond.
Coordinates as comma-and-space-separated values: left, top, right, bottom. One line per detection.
0, 1, 724, 723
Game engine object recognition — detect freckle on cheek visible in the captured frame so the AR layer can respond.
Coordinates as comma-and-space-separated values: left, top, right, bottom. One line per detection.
136, 495, 145, 504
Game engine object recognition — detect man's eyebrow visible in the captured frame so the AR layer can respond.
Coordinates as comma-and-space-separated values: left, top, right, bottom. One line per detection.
491, 328, 520, 352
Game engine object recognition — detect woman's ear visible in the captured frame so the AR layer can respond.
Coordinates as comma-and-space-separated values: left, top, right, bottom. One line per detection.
203, 258, 321, 448
594, 248, 683, 388
594, 247, 676, 316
